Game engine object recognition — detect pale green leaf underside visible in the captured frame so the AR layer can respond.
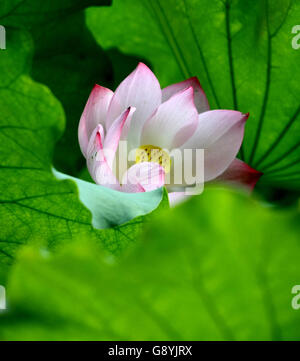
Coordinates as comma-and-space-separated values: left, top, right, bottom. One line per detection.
53, 169, 163, 229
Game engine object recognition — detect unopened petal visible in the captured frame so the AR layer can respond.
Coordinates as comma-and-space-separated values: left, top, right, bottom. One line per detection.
106, 63, 161, 150
141, 87, 198, 150
214, 158, 263, 191
86, 125, 121, 191
122, 162, 165, 193
182, 110, 248, 181
162, 77, 209, 113
168, 192, 190, 207
78, 85, 113, 157
104, 107, 136, 168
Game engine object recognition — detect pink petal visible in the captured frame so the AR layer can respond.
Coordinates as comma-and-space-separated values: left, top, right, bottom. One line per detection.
162, 77, 210, 113
122, 162, 165, 193
106, 63, 162, 150
214, 158, 263, 191
168, 192, 190, 207
78, 85, 113, 157
103, 107, 136, 168
141, 87, 198, 149
182, 110, 248, 181
86, 125, 121, 191
121, 183, 145, 193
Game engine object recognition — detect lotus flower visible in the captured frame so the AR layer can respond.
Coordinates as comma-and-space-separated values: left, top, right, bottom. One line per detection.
78, 63, 262, 205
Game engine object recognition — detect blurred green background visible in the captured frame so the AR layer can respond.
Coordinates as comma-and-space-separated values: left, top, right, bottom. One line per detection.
0, 0, 300, 340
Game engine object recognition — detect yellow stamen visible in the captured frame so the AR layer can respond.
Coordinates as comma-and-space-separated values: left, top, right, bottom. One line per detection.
136, 144, 171, 173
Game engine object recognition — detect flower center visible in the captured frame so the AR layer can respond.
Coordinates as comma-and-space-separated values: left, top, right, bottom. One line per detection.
136, 144, 171, 173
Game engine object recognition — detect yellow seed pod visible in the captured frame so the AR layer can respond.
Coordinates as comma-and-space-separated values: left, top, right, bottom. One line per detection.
136, 144, 171, 173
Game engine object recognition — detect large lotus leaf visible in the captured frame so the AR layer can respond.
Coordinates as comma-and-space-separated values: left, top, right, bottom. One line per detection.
0, 188, 299, 340
87, 0, 300, 189
0, 2, 166, 285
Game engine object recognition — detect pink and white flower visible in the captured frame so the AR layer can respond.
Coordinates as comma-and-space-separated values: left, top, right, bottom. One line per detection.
78, 63, 262, 205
